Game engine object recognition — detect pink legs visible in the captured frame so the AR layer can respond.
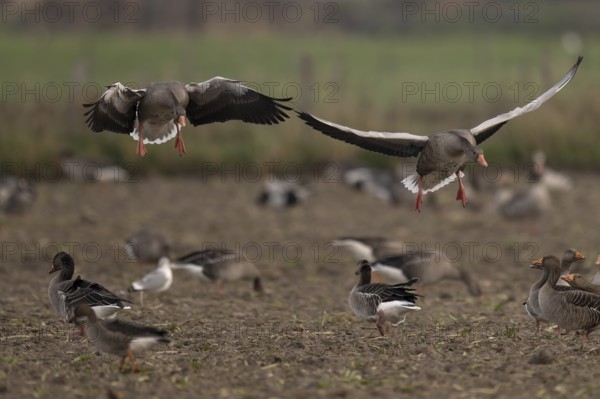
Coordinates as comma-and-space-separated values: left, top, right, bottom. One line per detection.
174, 116, 187, 156
455, 171, 467, 207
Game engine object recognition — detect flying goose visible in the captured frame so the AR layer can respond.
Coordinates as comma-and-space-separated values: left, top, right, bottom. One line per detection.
372, 251, 482, 296
68, 303, 170, 372
523, 249, 584, 332
297, 57, 582, 211
533, 255, 600, 339
170, 248, 263, 294
331, 236, 404, 263
84, 78, 292, 156
561, 274, 600, 296
124, 228, 171, 265
348, 260, 420, 336
128, 257, 173, 306
48, 252, 132, 333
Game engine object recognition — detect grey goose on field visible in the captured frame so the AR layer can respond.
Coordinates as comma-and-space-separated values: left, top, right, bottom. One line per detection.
125, 228, 171, 265
297, 57, 582, 211
69, 303, 170, 372
48, 252, 132, 333
533, 255, 600, 339
170, 248, 263, 294
84, 78, 292, 156
348, 260, 421, 336
523, 249, 585, 331
331, 236, 404, 263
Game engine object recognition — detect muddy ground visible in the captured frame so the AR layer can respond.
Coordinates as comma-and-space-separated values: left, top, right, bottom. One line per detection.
1, 170, 600, 399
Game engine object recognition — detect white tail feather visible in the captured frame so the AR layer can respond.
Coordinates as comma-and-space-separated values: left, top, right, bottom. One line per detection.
402, 171, 464, 194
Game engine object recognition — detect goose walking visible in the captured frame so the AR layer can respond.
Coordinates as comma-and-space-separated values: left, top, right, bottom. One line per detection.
533, 256, 600, 340
170, 249, 263, 294
297, 57, 582, 211
348, 260, 420, 336
523, 249, 584, 332
68, 304, 170, 372
48, 252, 132, 334
84, 78, 292, 156
128, 257, 173, 306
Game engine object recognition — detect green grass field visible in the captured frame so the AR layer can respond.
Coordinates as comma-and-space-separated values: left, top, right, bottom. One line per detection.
1, 31, 599, 172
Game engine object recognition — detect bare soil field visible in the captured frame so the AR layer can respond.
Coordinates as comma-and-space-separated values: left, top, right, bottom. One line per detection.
1, 172, 599, 399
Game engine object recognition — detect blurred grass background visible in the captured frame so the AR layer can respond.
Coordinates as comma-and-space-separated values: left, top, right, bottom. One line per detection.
1, 0, 599, 174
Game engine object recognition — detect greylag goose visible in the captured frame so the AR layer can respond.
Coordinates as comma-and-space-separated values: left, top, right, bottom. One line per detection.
170, 249, 263, 294
591, 255, 600, 285
348, 260, 421, 336
561, 274, 600, 296
297, 57, 582, 211
84, 78, 292, 156
48, 252, 132, 331
0, 176, 36, 215
68, 303, 170, 372
331, 236, 404, 263
342, 167, 407, 206
372, 251, 482, 296
523, 249, 584, 332
556, 248, 586, 286
256, 178, 310, 209
57, 150, 130, 183
529, 150, 573, 192
495, 177, 551, 220
125, 228, 170, 265
533, 255, 600, 339
128, 257, 173, 306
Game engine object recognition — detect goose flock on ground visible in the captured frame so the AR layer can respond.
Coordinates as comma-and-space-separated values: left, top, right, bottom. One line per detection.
31, 55, 600, 371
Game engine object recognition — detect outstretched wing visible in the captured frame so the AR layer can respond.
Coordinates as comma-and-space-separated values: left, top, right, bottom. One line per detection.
471, 56, 583, 144
83, 83, 146, 133
297, 111, 429, 158
185, 77, 292, 126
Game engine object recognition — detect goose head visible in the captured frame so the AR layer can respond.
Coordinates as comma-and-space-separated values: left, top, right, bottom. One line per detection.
49, 251, 75, 278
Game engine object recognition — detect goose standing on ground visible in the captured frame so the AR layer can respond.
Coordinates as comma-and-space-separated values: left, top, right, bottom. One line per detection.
332, 236, 404, 263
297, 57, 582, 211
48, 252, 132, 332
495, 175, 551, 220
125, 228, 170, 265
0, 176, 36, 215
342, 167, 407, 206
170, 249, 263, 294
128, 257, 173, 306
68, 304, 170, 372
556, 248, 586, 286
561, 274, 600, 295
256, 178, 310, 209
591, 255, 600, 285
523, 249, 584, 332
372, 251, 482, 296
348, 260, 421, 336
529, 150, 574, 192
533, 255, 600, 339
84, 78, 292, 156
57, 150, 130, 183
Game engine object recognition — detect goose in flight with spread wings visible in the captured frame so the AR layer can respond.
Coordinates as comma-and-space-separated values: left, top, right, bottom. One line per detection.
298, 57, 582, 211
84, 78, 293, 156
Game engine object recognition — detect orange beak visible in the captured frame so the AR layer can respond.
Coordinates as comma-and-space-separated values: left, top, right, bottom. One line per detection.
561, 274, 576, 283
530, 257, 543, 268
596, 255, 600, 265
477, 154, 488, 167
575, 252, 585, 261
